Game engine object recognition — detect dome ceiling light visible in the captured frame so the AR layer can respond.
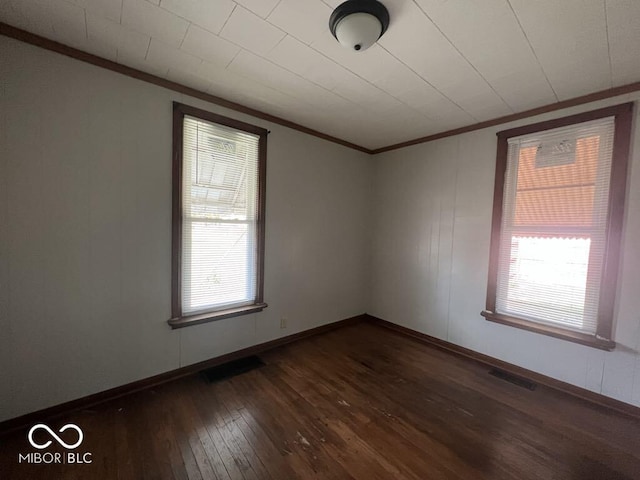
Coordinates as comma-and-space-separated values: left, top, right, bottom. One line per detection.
329, 0, 390, 53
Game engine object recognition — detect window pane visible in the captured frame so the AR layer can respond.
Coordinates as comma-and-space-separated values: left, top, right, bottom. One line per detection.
496, 117, 615, 334
182, 115, 260, 315
498, 236, 590, 331
183, 221, 255, 313
513, 137, 600, 228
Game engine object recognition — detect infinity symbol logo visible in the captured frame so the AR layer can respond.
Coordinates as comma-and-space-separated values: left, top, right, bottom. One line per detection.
28, 424, 84, 450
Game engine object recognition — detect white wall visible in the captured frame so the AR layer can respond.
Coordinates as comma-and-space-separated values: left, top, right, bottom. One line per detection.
2, 34, 638, 423
370, 93, 640, 407
0, 36, 371, 422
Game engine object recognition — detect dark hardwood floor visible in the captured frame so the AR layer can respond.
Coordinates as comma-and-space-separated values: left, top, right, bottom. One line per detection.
2, 322, 640, 479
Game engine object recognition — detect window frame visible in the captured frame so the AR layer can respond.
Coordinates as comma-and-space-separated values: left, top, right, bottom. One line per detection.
169, 102, 268, 329
482, 102, 634, 350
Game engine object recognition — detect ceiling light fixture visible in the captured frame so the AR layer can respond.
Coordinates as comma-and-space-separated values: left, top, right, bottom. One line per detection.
329, 0, 390, 53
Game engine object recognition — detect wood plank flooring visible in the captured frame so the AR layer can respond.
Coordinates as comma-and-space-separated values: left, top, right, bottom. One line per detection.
2, 323, 640, 479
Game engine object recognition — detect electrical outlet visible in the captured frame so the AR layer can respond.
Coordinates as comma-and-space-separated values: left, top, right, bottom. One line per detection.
280, 317, 287, 329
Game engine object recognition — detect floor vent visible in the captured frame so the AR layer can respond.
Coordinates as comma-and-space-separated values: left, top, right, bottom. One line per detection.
201, 356, 265, 384
489, 368, 537, 391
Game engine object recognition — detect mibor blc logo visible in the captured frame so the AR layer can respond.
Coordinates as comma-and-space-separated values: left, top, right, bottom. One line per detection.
18, 423, 93, 465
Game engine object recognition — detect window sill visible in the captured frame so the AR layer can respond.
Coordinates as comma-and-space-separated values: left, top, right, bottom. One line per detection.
481, 311, 615, 351
169, 303, 268, 329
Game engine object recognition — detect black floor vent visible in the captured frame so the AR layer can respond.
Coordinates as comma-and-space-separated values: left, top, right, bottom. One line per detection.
489, 368, 537, 391
201, 356, 265, 384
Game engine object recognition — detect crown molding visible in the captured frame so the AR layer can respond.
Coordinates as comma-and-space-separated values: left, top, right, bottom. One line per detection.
0, 22, 373, 154
372, 82, 640, 154
2, 22, 639, 155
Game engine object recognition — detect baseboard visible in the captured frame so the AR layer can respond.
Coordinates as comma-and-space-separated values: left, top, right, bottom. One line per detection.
5, 312, 636, 435
365, 314, 640, 419
0, 314, 365, 436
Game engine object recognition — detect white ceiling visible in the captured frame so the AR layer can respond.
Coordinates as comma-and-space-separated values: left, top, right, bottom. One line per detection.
1, 0, 639, 150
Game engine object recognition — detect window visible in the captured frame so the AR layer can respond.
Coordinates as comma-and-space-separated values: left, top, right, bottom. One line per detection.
170, 102, 267, 328
482, 103, 633, 350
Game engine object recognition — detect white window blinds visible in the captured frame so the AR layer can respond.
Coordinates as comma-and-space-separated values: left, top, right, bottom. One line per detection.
182, 115, 260, 315
496, 117, 615, 334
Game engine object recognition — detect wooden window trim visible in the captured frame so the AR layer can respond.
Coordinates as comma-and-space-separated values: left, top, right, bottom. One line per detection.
483, 102, 634, 350
169, 102, 268, 329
